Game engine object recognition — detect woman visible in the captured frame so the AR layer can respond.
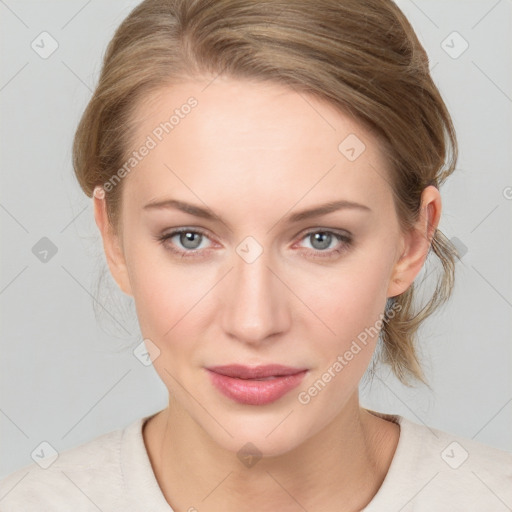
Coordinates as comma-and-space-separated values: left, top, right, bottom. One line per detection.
1, 0, 510, 510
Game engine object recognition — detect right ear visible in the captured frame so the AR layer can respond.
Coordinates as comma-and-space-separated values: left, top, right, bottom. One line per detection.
93, 187, 133, 296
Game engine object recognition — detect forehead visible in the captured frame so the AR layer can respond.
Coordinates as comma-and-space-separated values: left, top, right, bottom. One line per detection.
123, 76, 393, 212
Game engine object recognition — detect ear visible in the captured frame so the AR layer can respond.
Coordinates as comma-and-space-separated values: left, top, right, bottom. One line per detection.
387, 185, 441, 298
93, 187, 133, 296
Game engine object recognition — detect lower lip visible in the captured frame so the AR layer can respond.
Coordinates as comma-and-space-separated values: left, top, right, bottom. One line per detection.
206, 369, 307, 406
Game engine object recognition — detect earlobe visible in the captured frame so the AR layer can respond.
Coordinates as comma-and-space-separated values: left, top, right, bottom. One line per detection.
93, 187, 133, 296
387, 186, 442, 298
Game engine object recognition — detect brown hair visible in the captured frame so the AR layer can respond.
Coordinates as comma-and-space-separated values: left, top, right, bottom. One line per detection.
73, 0, 459, 387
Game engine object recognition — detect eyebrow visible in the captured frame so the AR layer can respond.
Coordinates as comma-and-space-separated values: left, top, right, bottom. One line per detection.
143, 198, 371, 225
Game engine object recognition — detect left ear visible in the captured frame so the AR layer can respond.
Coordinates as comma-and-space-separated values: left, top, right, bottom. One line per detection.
387, 185, 442, 298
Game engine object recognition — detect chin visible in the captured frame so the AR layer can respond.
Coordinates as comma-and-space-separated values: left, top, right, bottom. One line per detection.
198, 407, 316, 459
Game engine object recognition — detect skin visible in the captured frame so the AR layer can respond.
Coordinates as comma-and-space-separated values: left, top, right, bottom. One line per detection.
93, 75, 441, 511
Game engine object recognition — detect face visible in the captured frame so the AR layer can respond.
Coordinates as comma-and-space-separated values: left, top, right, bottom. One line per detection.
96, 76, 429, 456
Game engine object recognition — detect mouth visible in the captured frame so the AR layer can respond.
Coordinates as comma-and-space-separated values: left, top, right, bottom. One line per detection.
207, 364, 307, 379
205, 364, 308, 405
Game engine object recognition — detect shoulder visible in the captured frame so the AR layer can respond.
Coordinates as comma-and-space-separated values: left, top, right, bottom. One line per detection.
0, 419, 141, 511
404, 415, 512, 473
365, 410, 512, 511
411, 419, 512, 510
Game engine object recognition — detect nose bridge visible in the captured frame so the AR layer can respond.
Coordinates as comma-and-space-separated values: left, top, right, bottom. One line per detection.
221, 238, 289, 343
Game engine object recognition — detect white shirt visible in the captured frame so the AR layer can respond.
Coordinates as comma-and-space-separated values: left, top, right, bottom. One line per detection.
1, 408, 511, 511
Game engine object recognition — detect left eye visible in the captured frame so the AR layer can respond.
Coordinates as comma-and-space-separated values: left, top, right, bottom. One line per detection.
297, 230, 352, 257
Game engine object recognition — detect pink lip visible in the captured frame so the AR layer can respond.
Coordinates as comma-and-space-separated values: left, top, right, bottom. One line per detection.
206, 365, 308, 405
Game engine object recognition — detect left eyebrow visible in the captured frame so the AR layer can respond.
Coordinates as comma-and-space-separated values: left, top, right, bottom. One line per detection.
142, 198, 371, 227
286, 200, 371, 223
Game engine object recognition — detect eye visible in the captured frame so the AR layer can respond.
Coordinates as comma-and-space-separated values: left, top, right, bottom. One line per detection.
156, 227, 353, 261
156, 227, 213, 258
296, 229, 353, 259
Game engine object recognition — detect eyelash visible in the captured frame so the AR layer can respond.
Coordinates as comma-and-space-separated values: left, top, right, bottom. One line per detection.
156, 227, 353, 261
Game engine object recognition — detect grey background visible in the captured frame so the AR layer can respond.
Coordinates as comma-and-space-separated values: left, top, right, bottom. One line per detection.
0, 0, 511, 478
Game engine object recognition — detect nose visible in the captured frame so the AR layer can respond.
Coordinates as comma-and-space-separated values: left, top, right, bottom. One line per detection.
220, 246, 291, 346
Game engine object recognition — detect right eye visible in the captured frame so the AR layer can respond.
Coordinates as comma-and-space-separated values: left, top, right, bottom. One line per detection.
156, 227, 214, 258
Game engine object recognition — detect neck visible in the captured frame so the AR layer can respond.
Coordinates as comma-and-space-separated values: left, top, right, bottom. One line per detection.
143, 392, 399, 512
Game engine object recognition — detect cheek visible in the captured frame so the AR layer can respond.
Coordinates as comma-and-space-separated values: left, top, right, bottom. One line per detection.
294, 258, 393, 412
296, 252, 394, 346
129, 265, 210, 387
130, 264, 209, 342
125, 247, 232, 386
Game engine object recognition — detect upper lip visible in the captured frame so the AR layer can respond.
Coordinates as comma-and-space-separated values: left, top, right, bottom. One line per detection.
207, 364, 307, 379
